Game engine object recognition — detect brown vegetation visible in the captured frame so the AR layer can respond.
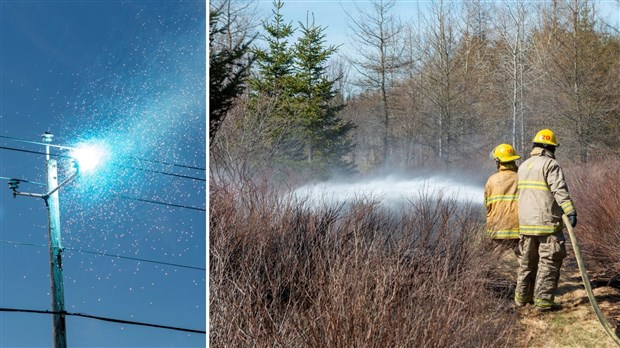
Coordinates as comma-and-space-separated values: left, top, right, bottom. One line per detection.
210, 182, 519, 347
567, 161, 620, 280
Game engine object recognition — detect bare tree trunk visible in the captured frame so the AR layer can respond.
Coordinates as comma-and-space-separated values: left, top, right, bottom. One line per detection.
513, 43, 518, 147
381, 76, 390, 163
571, 0, 587, 162
344, 0, 406, 167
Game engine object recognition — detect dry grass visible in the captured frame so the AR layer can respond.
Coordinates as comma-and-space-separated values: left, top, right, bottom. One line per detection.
567, 160, 620, 280
516, 255, 620, 348
209, 181, 518, 347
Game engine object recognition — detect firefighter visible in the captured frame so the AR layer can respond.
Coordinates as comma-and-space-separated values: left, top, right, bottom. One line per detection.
484, 144, 521, 259
514, 129, 577, 311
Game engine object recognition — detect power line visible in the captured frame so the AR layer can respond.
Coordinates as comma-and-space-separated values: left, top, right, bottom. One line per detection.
112, 163, 206, 182
0, 176, 46, 186
0, 240, 205, 271
0, 145, 69, 158
0, 307, 205, 334
0, 145, 205, 182
117, 195, 206, 212
128, 156, 205, 171
66, 247, 206, 271
1, 176, 204, 213
0, 135, 73, 150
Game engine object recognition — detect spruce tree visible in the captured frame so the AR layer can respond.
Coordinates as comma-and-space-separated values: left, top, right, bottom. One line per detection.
292, 15, 355, 175
248, 0, 302, 158
249, 0, 355, 178
250, 0, 295, 99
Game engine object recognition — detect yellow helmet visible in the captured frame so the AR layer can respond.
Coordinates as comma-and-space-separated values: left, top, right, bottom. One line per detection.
532, 129, 559, 147
492, 144, 521, 163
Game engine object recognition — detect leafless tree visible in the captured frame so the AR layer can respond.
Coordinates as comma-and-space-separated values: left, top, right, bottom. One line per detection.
210, 96, 294, 188
209, 0, 261, 52
531, 0, 619, 162
414, 0, 464, 167
344, 0, 408, 166
491, 0, 540, 154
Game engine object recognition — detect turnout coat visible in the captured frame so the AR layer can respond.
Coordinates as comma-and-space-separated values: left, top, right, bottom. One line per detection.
484, 163, 519, 239
517, 147, 576, 236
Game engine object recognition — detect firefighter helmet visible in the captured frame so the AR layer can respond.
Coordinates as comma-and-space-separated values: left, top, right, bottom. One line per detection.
492, 144, 521, 163
532, 129, 559, 147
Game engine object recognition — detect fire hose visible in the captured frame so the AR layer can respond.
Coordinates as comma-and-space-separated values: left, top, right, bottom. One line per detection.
562, 214, 620, 346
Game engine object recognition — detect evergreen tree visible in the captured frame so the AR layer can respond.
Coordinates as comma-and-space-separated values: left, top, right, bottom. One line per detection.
248, 0, 300, 157
249, 0, 295, 99
292, 15, 355, 174
249, 0, 355, 178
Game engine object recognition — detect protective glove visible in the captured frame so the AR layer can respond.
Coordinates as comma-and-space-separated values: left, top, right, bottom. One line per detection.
567, 212, 577, 228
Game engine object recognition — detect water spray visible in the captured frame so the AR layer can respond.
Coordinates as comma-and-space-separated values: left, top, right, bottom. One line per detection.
293, 175, 484, 210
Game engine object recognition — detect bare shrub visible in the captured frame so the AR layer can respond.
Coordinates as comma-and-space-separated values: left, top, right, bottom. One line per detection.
210, 181, 518, 347
567, 161, 620, 280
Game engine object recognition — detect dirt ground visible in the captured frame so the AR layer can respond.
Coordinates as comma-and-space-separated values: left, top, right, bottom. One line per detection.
512, 244, 620, 348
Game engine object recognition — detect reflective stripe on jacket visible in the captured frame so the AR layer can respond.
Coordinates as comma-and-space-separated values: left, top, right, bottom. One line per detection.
517, 147, 576, 236
484, 163, 519, 239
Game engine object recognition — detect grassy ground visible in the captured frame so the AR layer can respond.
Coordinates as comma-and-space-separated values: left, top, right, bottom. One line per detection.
513, 248, 620, 348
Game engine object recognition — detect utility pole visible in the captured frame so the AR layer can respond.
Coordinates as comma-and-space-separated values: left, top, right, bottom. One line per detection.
44, 132, 68, 348
8, 132, 76, 348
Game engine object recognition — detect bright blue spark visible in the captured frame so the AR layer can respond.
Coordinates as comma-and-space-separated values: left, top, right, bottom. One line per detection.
70, 141, 110, 174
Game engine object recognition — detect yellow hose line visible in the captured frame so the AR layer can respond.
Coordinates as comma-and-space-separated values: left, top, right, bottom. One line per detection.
563, 214, 620, 347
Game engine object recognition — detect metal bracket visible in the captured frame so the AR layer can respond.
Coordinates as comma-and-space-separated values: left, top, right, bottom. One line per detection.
8, 170, 79, 200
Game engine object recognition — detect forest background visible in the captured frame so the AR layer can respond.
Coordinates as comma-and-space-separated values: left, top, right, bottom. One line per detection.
210, 0, 619, 182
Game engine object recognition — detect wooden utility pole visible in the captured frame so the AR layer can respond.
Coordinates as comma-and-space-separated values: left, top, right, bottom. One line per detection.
44, 133, 68, 348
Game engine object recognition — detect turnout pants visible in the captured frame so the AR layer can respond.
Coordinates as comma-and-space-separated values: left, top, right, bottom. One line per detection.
514, 231, 567, 307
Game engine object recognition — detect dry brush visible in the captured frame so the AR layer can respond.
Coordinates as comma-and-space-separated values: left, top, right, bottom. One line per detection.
210, 182, 518, 347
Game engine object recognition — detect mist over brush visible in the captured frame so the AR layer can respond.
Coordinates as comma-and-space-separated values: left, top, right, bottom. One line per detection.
210, 180, 517, 347
292, 173, 485, 212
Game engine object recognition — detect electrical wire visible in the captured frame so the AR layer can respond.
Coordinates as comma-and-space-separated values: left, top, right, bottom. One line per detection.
0, 135, 73, 150
117, 195, 206, 212
112, 163, 206, 182
1, 135, 206, 335
0, 145, 69, 158
1, 174, 203, 212
66, 247, 206, 271
127, 156, 205, 171
0, 240, 205, 271
0, 176, 46, 186
0, 307, 205, 334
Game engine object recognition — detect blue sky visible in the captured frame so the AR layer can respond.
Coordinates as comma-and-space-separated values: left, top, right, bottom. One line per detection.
1, 1, 205, 347
256, 0, 620, 53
